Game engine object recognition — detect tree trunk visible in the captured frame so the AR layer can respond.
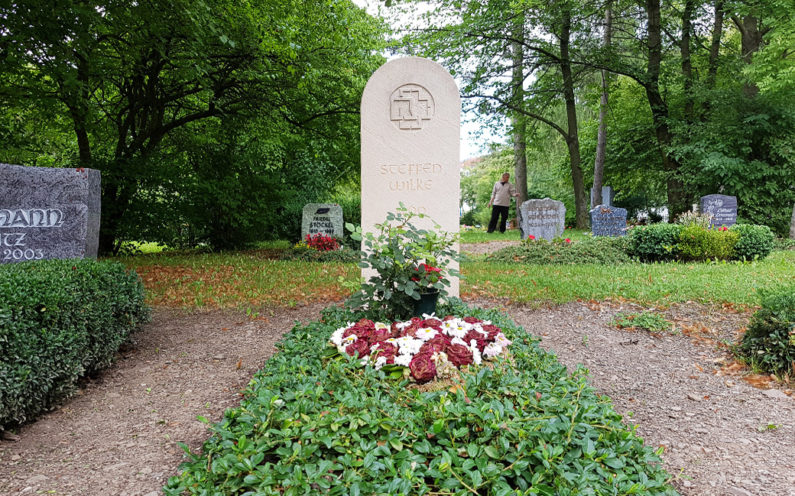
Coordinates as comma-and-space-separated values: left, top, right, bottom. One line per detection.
681, 0, 695, 122
593, 1, 612, 208
511, 16, 528, 223
644, 0, 688, 218
734, 14, 764, 97
560, 7, 588, 228
706, 0, 725, 90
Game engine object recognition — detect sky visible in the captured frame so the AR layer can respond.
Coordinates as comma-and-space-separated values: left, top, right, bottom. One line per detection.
352, 0, 505, 160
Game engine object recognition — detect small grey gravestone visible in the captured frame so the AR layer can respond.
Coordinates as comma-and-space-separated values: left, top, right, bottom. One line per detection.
590, 185, 614, 208
590, 204, 628, 237
790, 203, 795, 239
301, 203, 343, 240
700, 194, 738, 228
0, 164, 100, 264
519, 198, 565, 240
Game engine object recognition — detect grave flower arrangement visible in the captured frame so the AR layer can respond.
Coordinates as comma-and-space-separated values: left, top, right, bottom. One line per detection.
346, 205, 459, 320
329, 315, 511, 383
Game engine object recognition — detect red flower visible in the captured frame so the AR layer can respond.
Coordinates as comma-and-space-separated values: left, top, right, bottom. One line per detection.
371, 342, 398, 357
565, 238, 571, 243
528, 235, 536, 240
370, 327, 393, 343
463, 317, 481, 324
421, 318, 443, 329
409, 353, 436, 383
445, 343, 474, 367
345, 339, 370, 358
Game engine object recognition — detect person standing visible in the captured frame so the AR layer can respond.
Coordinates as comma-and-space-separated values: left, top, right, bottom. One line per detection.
487, 172, 518, 233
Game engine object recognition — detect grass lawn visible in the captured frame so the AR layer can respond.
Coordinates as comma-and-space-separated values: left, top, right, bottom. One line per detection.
117, 247, 795, 310
460, 228, 590, 243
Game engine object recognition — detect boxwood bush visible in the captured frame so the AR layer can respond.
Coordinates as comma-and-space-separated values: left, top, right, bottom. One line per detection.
488, 236, 632, 265
736, 285, 795, 376
730, 224, 775, 260
165, 300, 677, 495
0, 259, 150, 428
628, 224, 683, 262
677, 225, 738, 261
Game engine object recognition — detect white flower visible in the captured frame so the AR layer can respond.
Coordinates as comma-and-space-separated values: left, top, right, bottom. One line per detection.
469, 324, 487, 337
443, 319, 471, 339
469, 340, 482, 365
335, 334, 357, 354
415, 327, 438, 341
374, 356, 388, 370
330, 327, 347, 346
483, 342, 503, 359
421, 313, 437, 319
450, 337, 467, 347
395, 320, 412, 331
375, 322, 390, 330
385, 338, 398, 344
396, 336, 423, 355
394, 354, 413, 367
495, 333, 512, 347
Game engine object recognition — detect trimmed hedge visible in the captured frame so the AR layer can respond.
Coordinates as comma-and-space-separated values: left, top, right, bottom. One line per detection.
628, 224, 682, 262
166, 300, 678, 495
730, 224, 775, 260
628, 223, 775, 262
677, 225, 738, 261
488, 236, 633, 265
736, 285, 795, 376
0, 259, 150, 428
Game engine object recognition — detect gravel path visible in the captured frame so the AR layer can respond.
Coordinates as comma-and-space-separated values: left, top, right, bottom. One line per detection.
1, 300, 793, 496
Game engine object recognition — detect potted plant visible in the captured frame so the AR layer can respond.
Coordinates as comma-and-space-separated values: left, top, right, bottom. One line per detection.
346, 205, 459, 320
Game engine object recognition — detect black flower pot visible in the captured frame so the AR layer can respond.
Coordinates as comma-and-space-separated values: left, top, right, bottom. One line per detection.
413, 288, 440, 317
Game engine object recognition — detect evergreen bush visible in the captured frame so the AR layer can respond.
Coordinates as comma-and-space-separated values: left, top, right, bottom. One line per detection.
730, 224, 775, 260
488, 236, 632, 264
677, 225, 738, 261
0, 259, 150, 428
737, 285, 795, 376
627, 224, 683, 262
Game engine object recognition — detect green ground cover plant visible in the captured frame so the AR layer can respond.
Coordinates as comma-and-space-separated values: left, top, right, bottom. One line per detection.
464, 251, 795, 307
736, 284, 795, 377
278, 244, 359, 263
488, 236, 632, 265
460, 228, 588, 244
611, 312, 673, 333
0, 259, 150, 428
165, 300, 678, 495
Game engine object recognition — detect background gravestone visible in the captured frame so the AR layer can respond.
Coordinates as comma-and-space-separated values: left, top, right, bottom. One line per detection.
301, 203, 343, 240
590, 205, 628, 237
518, 198, 565, 240
361, 57, 460, 296
590, 185, 614, 208
0, 164, 100, 263
791, 204, 795, 239
700, 194, 737, 228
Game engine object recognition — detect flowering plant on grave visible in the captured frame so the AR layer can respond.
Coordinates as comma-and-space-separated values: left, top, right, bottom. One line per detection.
345, 205, 459, 320
305, 233, 340, 251
329, 315, 512, 383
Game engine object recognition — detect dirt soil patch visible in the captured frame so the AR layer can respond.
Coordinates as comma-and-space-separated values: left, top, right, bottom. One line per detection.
1, 300, 793, 496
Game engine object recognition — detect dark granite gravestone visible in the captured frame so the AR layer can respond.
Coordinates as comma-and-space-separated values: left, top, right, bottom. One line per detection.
590, 185, 614, 208
0, 164, 100, 263
590, 205, 628, 237
700, 194, 737, 228
518, 198, 565, 240
301, 203, 343, 240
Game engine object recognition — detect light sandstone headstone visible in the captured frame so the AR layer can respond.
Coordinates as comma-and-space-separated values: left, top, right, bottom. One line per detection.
518, 198, 565, 241
361, 57, 460, 296
700, 194, 738, 228
301, 203, 343, 240
590, 205, 628, 237
0, 163, 100, 263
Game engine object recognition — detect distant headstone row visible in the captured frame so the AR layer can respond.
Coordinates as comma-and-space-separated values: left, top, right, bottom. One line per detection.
0, 163, 101, 264
301, 203, 343, 240
518, 198, 565, 240
700, 194, 737, 228
590, 205, 628, 237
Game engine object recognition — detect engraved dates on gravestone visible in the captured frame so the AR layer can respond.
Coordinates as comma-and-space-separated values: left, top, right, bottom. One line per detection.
590, 205, 628, 237
0, 163, 101, 263
700, 194, 737, 228
519, 198, 565, 241
301, 203, 343, 240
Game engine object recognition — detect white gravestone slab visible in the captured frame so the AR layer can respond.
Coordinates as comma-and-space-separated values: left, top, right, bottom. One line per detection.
518, 198, 565, 241
361, 57, 460, 296
301, 203, 343, 240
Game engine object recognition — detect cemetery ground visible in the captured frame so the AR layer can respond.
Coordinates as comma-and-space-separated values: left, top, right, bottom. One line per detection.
1, 241, 795, 495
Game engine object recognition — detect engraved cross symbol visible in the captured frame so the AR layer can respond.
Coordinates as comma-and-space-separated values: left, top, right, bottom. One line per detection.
390, 84, 434, 130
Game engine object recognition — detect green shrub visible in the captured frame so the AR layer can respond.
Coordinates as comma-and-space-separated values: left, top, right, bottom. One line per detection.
611, 311, 672, 333
278, 244, 359, 263
165, 300, 677, 495
677, 225, 738, 261
488, 236, 632, 264
737, 285, 795, 376
628, 223, 683, 262
730, 224, 775, 260
0, 259, 150, 428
